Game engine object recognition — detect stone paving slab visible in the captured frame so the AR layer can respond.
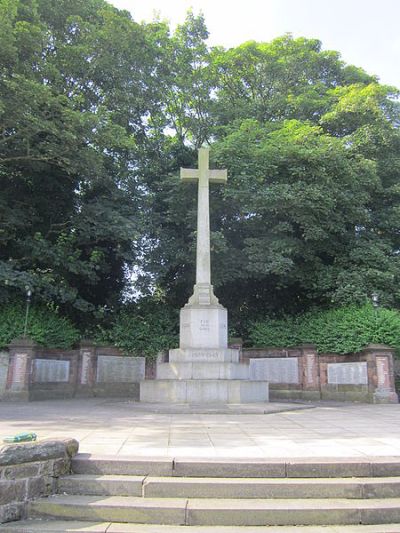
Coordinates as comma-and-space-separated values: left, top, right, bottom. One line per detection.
0, 399, 399, 459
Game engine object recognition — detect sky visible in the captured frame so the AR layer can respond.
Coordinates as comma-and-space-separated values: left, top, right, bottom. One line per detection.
110, 0, 400, 90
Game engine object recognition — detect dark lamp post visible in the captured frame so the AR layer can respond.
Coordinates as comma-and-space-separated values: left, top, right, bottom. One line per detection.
23, 287, 32, 338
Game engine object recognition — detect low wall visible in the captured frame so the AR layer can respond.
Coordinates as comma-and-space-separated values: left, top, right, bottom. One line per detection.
2, 339, 145, 402
0, 438, 78, 523
242, 344, 398, 403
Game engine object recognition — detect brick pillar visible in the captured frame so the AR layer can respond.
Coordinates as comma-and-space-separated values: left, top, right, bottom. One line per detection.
300, 344, 321, 399
76, 340, 96, 397
364, 344, 398, 404
5, 338, 36, 401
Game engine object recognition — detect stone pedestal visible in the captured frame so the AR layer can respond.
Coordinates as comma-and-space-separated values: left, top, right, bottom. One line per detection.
180, 305, 227, 349
140, 346, 269, 404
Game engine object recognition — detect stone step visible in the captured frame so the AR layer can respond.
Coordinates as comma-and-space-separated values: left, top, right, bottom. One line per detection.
2, 520, 400, 532
140, 379, 269, 403
28, 494, 400, 526
58, 474, 400, 499
71, 454, 400, 478
156, 361, 250, 380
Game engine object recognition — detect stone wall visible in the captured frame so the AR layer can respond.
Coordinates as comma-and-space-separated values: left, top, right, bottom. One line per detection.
242, 344, 398, 403
2, 339, 145, 402
0, 438, 78, 523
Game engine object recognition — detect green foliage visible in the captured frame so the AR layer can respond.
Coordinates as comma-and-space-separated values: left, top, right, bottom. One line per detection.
93, 298, 179, 358
249, 304, 400, 355
1, 1, 399, 328
0, 300, 80, 349
0, 0, 160, 318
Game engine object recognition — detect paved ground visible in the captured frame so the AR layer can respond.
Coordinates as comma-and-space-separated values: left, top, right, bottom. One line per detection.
0, 399, 399, 458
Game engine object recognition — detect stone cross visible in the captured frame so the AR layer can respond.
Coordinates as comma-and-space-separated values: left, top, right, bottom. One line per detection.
181, 147, 227, 306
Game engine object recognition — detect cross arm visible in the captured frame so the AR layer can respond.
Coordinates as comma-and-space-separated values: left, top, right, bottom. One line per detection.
180, 168, 199, 183
209, 169, 228, 184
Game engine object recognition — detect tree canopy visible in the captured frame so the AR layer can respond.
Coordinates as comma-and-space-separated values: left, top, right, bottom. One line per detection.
1, 0, 399, 336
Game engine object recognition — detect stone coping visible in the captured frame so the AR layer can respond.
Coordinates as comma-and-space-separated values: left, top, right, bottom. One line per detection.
0, 438, 79, 466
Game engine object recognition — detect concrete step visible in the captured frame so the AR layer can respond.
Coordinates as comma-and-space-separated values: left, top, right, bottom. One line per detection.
28, 494, 400, 526
4, 521, 400, 532
29, 495, 187, 525
71, 454, 400, 478
59, 474, 400, 499
58, 474, 145, 496
2, 520, 400, 532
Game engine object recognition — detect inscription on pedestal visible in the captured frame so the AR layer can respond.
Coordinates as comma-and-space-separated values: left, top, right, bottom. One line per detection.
96, 355, 145, 383
327, 362, 368, 385
200, 320, 210, 331
33, 359, 70, 383
249, 358, 299, 384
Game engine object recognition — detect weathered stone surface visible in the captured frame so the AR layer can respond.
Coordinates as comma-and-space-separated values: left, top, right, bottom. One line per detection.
29, 495, 187, 525
26, 476, 53, 499
47, 458, 69, 477
180, 306, 228, 349
32, 359, 70, 383
58, 474, 144, 497
157, 362, 249, 380
0, 480, 26, 505
96, 356, 145, 384
0, 462, 40, 480
140, 379, 269, 404
249, 358, 299, 384
169, 348, 239, 363
172, 459, 286, 478
186, 498, 361, 526
72, 455, 173, 477
0, 439, 78, 466
327, 362, 368, 385
0, 502, 25, 523
286, 459, 372, 478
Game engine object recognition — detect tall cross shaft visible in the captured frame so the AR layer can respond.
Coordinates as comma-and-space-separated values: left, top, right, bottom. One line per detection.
181, 148, 227, 288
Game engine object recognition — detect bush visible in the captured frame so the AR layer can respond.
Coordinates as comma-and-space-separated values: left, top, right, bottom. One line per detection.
248, 303, 400, 355
94, 299, 179, 358
0, 301, 80, 349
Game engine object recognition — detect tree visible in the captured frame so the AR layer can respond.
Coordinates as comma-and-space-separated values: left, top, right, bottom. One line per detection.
141, 34, 400, 334
0, 0, 163, 319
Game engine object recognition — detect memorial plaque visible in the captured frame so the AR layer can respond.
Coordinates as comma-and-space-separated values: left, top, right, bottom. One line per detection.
96, 355, 145, 383
327, 362, 368, 385
376, 356, 390, 389
249, 358, 299, 384
80, 352, 91, 385
33, 359, 70, 383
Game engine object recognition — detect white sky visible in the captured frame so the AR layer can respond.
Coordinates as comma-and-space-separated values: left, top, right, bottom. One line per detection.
110, 0, 400, 90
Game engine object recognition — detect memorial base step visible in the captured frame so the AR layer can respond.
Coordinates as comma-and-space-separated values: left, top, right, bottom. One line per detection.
156, 361, 250, 380
139, 379, 269, 403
